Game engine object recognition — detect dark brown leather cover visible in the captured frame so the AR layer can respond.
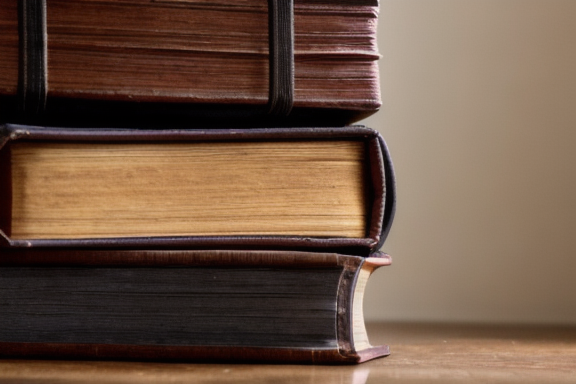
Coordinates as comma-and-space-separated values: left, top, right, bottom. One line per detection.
0, 249, 391, 364
0, 342, 390, 364
0, 124, 395, 256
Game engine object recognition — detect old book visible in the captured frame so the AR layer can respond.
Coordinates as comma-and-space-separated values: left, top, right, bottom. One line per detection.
0, 249, 391, 364
0, 0, 381, 126
0, 124, 395, 255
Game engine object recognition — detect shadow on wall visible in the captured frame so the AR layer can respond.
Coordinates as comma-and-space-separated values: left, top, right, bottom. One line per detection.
362, 0, 576, 325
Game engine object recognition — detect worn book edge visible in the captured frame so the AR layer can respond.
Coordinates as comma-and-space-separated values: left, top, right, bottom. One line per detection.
0, 125, 396, 256
0, 250, 392, 364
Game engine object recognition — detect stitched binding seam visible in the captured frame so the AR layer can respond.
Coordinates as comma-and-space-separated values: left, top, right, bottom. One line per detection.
268, 0, 294, 117
18, 0, 47, 116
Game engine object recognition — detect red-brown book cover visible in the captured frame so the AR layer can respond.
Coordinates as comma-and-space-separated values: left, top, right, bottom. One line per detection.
0, 0, 381, 127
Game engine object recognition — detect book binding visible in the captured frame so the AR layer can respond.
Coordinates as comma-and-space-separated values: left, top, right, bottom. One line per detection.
0, 249, 392, 364
0, 124, 395, 256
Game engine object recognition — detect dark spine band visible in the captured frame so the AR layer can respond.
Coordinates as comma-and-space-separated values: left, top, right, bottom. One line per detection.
18, 0, 47, 116
267, 0, 294, 117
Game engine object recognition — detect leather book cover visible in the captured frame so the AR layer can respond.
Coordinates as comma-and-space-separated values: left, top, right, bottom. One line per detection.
0, 124, 396, 256
0, 249, 392, 364
0, 0, 381, 127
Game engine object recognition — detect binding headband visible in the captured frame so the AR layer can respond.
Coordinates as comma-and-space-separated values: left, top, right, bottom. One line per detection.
18, 0, 47, 116
267, 0, 295, 116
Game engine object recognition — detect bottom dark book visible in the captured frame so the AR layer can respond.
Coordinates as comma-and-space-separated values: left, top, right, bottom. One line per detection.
0, 250, 391, 364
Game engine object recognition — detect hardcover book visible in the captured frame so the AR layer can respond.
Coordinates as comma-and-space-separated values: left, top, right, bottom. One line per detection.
0, 0, 381, 126
0, 124, 395, 255
0, 249, 391, 364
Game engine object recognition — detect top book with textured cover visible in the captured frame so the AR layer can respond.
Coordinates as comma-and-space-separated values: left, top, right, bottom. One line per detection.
0, 0, 381, 127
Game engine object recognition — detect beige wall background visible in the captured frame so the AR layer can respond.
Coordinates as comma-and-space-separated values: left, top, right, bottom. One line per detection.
362, 0, 576, 324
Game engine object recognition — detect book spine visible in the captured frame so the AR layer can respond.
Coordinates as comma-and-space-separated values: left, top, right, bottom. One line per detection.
0, 250, 390, 364
0, 125, 395, 255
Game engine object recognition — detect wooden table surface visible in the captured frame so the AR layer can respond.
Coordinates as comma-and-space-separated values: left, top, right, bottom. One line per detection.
1, 322, 575, 383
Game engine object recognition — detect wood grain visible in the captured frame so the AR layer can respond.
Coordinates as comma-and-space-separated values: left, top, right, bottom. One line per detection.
0, 323, 574, 383
366, 322, 576, 383
9, 140, 368, 239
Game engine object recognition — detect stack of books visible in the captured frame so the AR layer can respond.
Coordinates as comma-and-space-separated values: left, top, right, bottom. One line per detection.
0, 0, 395, 364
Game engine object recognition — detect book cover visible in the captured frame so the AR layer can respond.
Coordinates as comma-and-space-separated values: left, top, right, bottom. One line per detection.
0, 124, 395, 255
0, 0, 381, 126
0, 249, 391, 364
